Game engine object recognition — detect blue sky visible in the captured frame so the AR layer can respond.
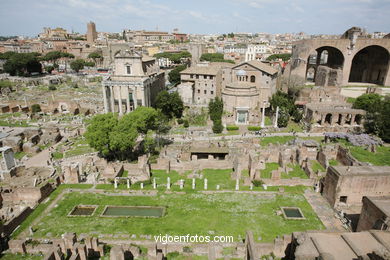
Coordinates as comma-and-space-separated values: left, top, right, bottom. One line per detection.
0, 0, 389, 36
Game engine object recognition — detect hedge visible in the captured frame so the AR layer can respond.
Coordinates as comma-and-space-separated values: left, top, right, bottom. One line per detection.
226, 125, 239, 131
247, 126, 261, 131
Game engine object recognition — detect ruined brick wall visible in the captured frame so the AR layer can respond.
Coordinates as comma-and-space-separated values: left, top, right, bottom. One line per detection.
356, 197, 387, 232
4, 207, 33, 236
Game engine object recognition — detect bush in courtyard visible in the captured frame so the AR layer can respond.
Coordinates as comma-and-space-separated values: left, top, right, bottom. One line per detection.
177, 118, 184, 124
183, 119, 189, 128
226, 125, 239, 131
212, 119, 223, 134
252, 179, 264, 187
247, 126, 261, 131
31, 104, 41, 113
48, 85, 57, 91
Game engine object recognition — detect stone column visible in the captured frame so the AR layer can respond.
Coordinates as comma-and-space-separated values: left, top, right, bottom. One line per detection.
153, 178, 156, 189
180, 179, 184, 190
118, 86, 123, 115
114, 178, 118, 189
273, 106, 279, 128
110, 86, 115, 113
126, 87, 131, 113
140, 183, 144, 189
126, 179, 130, 189
102, 86, 109, 113
167, 177, 170, 190
192, 178, 196, 189
133, 88, 138, 109
204, 178, 208, 190
350, 114, 356, 125
340, 114, 346, 125
235, 178, 239, 191
260, 101, 266, 128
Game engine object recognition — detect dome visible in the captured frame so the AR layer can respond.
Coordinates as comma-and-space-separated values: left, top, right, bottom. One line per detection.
236, 69, 247, 76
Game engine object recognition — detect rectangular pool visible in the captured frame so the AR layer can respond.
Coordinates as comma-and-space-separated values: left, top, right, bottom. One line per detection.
101, 206, 165, 218
68, 205, 97, 216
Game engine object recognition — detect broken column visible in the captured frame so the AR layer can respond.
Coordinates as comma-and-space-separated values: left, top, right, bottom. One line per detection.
204, 178, 208, 190
192, 178, 196, 190
167, 177, 170, 190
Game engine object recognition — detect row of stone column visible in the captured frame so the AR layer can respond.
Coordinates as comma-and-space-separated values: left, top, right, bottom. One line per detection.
103, 85, 138, 114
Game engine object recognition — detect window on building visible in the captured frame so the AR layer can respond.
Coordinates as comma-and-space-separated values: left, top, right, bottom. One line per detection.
250, 75, 256, 83
204, 75, 207, 79
339, 196, 348, 203
196, 75, 199, 79
204, 90, 207, 94
190, 75, 194, 78
126, 65, 131, 75
197, 89, 200, 94
210, 76, 214, 80
211, 91, 214, 95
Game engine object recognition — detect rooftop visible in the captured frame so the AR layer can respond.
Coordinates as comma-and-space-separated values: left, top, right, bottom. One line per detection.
365, 196, 390, 217
331, 165, 390, 176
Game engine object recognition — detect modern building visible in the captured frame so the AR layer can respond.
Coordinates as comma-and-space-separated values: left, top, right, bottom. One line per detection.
102, 49, 165, 114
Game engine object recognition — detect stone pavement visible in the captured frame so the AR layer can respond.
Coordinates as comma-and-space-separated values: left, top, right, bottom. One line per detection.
303, 189, 347, 231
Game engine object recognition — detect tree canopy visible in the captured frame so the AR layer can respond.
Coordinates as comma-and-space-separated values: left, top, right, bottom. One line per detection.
3, 52, 42, 76
209, 97, 224, 133
155, 91, 184, 119
200, 53, 235, 64
168, 64, 187, 85
70, 59, 86, 72
266, 53, 291, 62
353, 93, 382, 113
154, 51, 191, 64
85, 107, 164, 160
269, 90, 302, 124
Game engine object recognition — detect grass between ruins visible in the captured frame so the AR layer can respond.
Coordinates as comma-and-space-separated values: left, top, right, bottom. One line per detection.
14, 170, 322, 243
29, 190, 323, 243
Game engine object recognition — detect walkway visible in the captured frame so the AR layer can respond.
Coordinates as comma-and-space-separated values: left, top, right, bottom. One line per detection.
303, 189, 346, 231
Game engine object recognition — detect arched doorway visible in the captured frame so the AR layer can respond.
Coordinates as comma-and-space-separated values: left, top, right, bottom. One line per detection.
349, 45, 389, 85
305, 46, 344, 83
324, 113, 332, 124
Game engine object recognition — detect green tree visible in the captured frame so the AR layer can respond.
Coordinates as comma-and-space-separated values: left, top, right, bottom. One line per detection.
353, 93, 382, 113
212, 119, 223, 133
31, 104, 41, 113
109, 117, 139, 159
155, 91, 184, 119
154, 51, 191, 64
266, 53, 292, 62
143, 130, 156, 154
88, 51, 103, 64
277, 107, 290, 127
3, 52, 42, 76
125, 107, 160, 134
70, 59, 85, 72
200, 53, 235, 64
85, 113, 118, 157
84, 61, 95, 67
45, 65, 55, 74
209, 97, 224, 122
378, 97, 390, 142
168, 65, 187, 85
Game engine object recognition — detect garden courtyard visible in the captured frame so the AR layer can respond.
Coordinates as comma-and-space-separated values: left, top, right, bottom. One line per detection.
26, 188, 324, 243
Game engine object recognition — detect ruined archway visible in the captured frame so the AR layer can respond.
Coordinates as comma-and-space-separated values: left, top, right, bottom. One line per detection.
305, 46, 344, 83
349, 45, 390, 85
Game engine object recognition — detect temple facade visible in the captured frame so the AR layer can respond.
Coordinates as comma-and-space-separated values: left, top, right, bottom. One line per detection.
102, 49, 165, 114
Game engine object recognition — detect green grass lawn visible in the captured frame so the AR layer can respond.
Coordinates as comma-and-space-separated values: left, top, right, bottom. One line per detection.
30, 191, 324, 242
311, 160, 325, 173
282, 164, 308, 179
329, 159, 339, 166
260, 163, 280, 178
12, 184, 93, 238
348, 146, 390, 166
260, 136, 295, 146
64, 138, 95, 158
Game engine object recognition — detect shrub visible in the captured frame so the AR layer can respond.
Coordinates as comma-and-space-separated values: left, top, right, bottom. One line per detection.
31, 104, 41, 113
212, 119, 223, 133
252, 179, 264, 187
177, 118, 184, 124
183, 119, 189, 128
48, 85, 57, 91
226, 125, 239, 131
247, 126, 261, 131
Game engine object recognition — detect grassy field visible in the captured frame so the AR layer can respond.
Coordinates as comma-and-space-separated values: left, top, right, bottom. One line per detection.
260, 163, 280, 178
311, 160, 325, 173
0, 253, 42, 260
30, 191, 323, 242
282, 164, 308, 179
348, 145, 390, 166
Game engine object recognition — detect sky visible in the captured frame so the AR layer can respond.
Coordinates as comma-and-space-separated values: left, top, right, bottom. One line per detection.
0, 0, 389, 37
